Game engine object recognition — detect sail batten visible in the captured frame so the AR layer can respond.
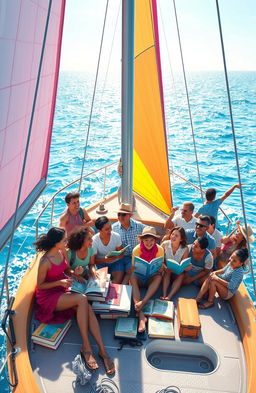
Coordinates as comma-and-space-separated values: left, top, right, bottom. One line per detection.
133, 0, 172, 214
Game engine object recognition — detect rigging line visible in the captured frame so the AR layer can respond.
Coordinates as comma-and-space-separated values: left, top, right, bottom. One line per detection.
0, 0, 53, 308
215, 0, 256, 296
172, 0, 204, 203
89, 0, 121, 172
78, 0, 109, 193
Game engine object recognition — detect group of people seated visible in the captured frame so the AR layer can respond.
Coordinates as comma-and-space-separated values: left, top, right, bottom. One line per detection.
34, 187, 254, 374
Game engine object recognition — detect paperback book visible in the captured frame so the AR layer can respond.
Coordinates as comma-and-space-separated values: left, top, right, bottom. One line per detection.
142, 299, 174, 321
106, 245, 130, 258
133, 256, 163, 278
31, 319, 72, 349
70, 267, 108, 298
148, 317, 175, 339
165, 257, 191, 275
114, 317, 138, 338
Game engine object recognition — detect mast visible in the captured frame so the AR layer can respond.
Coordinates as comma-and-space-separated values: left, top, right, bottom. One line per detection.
121, 0, 135, 205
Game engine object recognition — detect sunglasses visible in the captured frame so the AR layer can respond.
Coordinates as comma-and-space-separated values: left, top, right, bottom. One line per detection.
195, 223, 208, 228
118, 213, 127, 217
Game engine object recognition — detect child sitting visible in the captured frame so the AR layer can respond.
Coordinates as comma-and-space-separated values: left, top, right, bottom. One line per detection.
196, 248, 249, 309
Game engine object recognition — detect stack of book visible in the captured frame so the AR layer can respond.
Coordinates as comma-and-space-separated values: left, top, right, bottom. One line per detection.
31, 319, 72, 349
92, 284, 132, 318
114, 317, 138, 338
70, 267, 110, 301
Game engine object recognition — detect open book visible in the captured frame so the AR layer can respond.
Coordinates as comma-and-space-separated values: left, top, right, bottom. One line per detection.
133, 256, 163, 278
106, 245, 130, 258
70, 267, 108, 297
166, 257, 191, 275
31, 320, 72, 349
142, 299, 174, 321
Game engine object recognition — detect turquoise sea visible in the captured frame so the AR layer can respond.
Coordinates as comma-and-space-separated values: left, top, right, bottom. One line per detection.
0, 70, 255, 391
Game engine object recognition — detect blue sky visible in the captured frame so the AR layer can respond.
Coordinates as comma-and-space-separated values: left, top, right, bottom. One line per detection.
60, 0, 256, 74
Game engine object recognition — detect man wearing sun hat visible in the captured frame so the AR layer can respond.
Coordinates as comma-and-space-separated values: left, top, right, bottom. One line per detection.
112, 203, 146, 284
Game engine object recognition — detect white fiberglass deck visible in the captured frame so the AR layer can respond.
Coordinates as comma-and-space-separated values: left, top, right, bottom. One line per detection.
29, 284, 247, 393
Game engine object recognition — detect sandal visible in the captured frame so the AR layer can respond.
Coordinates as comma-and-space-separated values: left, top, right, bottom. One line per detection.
98, 352, 115, 375
80, 350, 99, 370
198, 301, 214, 310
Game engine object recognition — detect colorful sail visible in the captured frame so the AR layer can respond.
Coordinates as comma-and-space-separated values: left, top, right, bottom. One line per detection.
133, 0, 172, 214
0, 0, 66, 249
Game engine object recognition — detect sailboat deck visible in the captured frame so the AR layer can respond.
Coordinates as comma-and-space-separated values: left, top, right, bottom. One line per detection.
29, 284, 247, 393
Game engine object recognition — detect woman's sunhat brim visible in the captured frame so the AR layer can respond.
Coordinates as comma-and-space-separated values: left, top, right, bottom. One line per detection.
240, 225, 254, 243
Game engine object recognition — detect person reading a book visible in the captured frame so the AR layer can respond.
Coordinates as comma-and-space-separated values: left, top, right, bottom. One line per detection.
195, 248, 249, 309
67, 227, 97, 282
220, 220, 254, 262
34, 227, 115, 375
131, 226, 164, 333
93, 216, 125, 284
182, 237, 213, 287
161, 226, 190, 300
112, 203, 146, 284
59, 192, 94, 236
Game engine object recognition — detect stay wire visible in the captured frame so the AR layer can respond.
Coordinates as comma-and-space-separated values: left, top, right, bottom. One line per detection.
0, 0, 53, 309
215, 0, 256, 295
78, 0, 109, 192
172, 0, 204, 203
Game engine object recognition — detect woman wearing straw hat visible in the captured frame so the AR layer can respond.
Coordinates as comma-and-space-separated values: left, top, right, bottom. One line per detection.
220, 220, 254, 262
130, 226, 164, 333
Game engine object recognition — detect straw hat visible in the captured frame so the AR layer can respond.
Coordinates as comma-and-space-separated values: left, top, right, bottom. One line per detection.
138, 226, 160, 239
240, 224, 254, 243
116, 203, 133, 214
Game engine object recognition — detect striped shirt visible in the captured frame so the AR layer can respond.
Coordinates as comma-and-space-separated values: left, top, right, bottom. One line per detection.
112, 218, 145, 256
218, 263, 244, 295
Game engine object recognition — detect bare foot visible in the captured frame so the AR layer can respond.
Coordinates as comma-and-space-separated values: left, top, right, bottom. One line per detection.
138, 312, 147, 333
160, 296, 169, 300
134, 300, 143, 312
98, 352, 115, 375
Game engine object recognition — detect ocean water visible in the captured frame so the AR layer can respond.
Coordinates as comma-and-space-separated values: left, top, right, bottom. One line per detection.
0, 70, 255, 391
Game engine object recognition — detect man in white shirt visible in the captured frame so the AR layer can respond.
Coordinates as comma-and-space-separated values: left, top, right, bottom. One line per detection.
164, 202, 197, 231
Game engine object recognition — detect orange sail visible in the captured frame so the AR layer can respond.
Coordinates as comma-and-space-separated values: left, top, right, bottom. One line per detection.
133, 0, 172, 214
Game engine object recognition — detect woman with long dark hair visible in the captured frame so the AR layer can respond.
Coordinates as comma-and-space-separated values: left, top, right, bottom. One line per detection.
34, 227, 115, 374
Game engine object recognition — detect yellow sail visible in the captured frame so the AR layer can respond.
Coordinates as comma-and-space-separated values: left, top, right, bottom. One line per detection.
133, 0, 172, 214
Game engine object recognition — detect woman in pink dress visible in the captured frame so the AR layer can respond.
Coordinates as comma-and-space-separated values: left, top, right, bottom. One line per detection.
35, 227, 115, 375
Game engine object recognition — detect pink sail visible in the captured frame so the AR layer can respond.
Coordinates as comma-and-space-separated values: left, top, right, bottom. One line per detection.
0, 0, 66, 248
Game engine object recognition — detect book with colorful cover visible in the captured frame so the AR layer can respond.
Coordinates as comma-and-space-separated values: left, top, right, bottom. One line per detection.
105, 283, 123, 306
86, 279, 110, 302
106, 245, 130, 258
166, 257, 191, 275
70, 267, 108, 296
115, 317, 138, 338
133, 256, 163, 278
92, 284, 132, 313
148, 317, 175, 339
142, 299, 174, 321
31, 320, 72, 349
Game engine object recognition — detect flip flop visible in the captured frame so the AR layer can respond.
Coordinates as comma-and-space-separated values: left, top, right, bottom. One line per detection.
98, 353, 115, 375
80, 350, 99, 370
198, 301, 214, 310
